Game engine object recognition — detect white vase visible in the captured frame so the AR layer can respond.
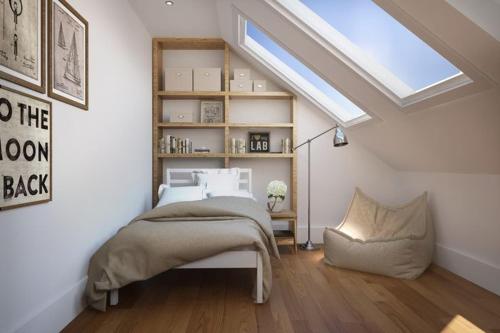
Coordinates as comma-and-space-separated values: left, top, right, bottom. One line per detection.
267, 197, 284, 212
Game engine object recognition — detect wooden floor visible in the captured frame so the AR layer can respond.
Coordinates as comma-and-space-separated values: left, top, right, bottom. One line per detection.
63, 248, 500, 333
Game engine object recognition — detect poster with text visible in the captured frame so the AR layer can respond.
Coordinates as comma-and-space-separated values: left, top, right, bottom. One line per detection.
0, 85, 51, 210
0, 0, 45, 93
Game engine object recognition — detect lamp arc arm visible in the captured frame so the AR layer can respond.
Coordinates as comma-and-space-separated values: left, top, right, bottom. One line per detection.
292, 124, 338, 151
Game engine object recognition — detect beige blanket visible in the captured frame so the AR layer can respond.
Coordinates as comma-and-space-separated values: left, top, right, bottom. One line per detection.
85, 197, 279, 311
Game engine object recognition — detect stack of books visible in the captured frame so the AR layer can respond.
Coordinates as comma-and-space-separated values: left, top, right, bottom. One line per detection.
230, 138, 246, 154
163, 135, 193, 154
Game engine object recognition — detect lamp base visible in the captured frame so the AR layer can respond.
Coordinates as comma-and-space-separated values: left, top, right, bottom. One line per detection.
300, 240, 317, 251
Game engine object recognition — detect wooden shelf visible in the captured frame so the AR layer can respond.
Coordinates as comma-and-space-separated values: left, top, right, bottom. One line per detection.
274, 230, 294, 240
229, 123, 293, 128
270, 210, 297, 219
229, 153, 294, 158
158, 122, 226, 129
157, 91, 225, 100
158, 122, 293, 129
159, 153, 294, 159
229, 91, 293, 99
156, 38, 226, 50
159, 153, 226, 158
156, 91, 293, 100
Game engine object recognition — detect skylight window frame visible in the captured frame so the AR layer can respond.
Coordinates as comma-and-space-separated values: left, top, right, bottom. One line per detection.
265, 0, 473, 108
237, 15, 372, 127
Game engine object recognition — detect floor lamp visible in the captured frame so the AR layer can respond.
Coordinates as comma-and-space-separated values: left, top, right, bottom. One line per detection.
293, 124, 348, 251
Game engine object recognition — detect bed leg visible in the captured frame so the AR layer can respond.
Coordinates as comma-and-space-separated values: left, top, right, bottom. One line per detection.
109, 289, 119, 306
256, 252, 263, 304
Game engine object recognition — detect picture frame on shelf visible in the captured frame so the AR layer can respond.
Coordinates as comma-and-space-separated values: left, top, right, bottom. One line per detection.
200, 100, 223, 123
0, 0, 46, 93
48, 0, 88, 110
249, 132, 270, 153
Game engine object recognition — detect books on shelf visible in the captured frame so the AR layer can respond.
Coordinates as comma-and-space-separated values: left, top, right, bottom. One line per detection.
164, 135, 193, 154
230, 138, 246, 154
281, 138, 291, 153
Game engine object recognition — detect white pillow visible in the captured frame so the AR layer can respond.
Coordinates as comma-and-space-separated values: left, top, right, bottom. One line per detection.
156, 185, 204, 207
195, 172, 240, 194
207, 190, 256, 200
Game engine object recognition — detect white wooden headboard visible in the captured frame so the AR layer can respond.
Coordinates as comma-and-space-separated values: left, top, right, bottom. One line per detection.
166, 168, 252, 192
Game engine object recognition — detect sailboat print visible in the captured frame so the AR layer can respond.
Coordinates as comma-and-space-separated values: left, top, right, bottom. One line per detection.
57, 22, 67, 49
64, 31, 81, 86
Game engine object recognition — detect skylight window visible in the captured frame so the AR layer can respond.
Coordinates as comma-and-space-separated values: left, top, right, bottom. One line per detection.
270, 0, 472, 105
243, 20, 369, 124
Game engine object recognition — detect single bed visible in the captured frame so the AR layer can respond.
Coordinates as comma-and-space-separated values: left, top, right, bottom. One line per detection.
86, 168, 279, 311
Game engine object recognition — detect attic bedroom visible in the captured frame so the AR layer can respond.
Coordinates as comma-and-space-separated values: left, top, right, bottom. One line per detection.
1, 0, 499, 332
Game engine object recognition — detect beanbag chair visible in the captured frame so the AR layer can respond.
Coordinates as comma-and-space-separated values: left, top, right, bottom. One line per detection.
324, 188, 434, 279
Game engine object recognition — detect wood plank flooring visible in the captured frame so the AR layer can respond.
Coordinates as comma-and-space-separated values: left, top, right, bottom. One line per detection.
63, 248, 500, 333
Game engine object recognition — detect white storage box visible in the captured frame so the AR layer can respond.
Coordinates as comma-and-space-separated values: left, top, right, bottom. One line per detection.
164, 68, 192, 91
234, 68, 251, 80
253, 80, 267, 92
230, 79, 252, 92
193, 68, 221, 91
170, 109, 194, 123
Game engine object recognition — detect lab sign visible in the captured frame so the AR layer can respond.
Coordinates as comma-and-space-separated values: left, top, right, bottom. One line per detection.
0, 85, 52, 210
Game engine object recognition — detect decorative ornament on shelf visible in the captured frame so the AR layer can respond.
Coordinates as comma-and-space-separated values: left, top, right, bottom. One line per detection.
267, 180, 287, 212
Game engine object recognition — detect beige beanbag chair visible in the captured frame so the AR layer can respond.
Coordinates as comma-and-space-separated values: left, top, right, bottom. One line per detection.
324, 188, 434, 279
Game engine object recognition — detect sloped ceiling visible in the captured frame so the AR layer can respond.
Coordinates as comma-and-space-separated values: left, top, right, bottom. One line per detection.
128, 0, 220, 37
446, 0, 500, 42
129, 0, 500, 174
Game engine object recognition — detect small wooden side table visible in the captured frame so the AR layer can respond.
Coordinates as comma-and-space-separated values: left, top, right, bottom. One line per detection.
270, 210, 297, 253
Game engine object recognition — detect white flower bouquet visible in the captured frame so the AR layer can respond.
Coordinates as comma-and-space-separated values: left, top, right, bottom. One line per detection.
267, 180, 287, 212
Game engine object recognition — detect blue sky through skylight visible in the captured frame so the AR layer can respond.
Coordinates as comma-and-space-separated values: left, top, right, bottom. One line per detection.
246, 21, 367, 121
300, 0, 461, 91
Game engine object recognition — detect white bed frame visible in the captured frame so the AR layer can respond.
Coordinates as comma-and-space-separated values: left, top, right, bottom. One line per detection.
109, 168, 263, 306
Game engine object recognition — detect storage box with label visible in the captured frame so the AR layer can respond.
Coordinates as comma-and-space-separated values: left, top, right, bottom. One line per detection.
230, 79, 253, 92
170, 110, 194, 123
193, 68, 221, 91
164, 68, 192, 91
253, 80, 267, 92
234, 68, 251, 80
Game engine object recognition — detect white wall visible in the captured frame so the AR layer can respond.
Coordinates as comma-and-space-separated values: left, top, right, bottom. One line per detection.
296, 98, 405, 241
400, 172, 500, 295
0, 1, 152, 333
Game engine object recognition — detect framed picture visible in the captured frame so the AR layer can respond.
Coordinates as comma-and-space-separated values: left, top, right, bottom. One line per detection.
0, 85, 52, 210
48, 0, 88, 110
200, 101, 223, 123
249, 132, 270, 153
0, 0, 46, 93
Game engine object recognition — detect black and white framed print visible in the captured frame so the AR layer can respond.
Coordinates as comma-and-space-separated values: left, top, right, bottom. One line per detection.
200, 101, 223, 123
249, 132, 270, 153
48, 0, 88, 110
0, 85, 52, 210
0, 0, 46, 93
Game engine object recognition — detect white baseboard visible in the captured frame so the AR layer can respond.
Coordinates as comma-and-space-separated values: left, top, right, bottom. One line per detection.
434, 244, 500, 296
297, 225, 326, 243
10, 277, 87, 333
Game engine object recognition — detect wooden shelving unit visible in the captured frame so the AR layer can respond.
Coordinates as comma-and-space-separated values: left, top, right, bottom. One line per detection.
270, 210, 297, 253
152, 38, 298, 235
